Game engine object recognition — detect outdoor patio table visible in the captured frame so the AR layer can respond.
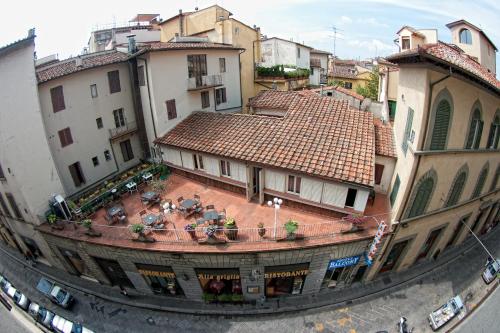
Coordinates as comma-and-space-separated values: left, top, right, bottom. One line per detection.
203, 210, 219, 223
181, 199, 197, 209
107, 205, 124, 218
143, 213, 158, 226
142, 172, 153, 182
141, 191, 159, 202
126, 181, 137, 193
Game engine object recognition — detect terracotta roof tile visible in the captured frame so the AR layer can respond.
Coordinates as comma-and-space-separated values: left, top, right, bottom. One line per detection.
332, 65, 357, 79
144, 42, 242, 51
374, 118, 396, 158
310, 86, 365, 101
36, 50, 128, 83
248, 90, 299, 110
157, 93, 375, 186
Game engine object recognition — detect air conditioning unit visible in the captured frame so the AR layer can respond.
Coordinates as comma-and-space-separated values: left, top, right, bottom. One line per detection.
49, 194, 72, 220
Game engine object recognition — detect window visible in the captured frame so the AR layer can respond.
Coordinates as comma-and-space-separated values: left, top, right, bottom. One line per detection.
166, 99, 177, 120
68, 162, 85, 187
201, 91, 210, 109
471, 165, 488, 199
58, 127, 73, 148
220, 160, 231, 177
137, 65, 145, 86
430, 99, 452, 150
486, 115, 499, 149
0, 194, 11, 217
401, 37, 410, 50
50, 86, 65, 112
297, 47, 301, 58
374, 164, 384, 185
215, 88, 227, 105
187, 54, 207, 78
344, 82, 353, 89
234, 27, 240, 35
287, 175, 301, 194
104, 150, 112, 161
490, 165, 499, 191
388, 100, 397, 120
90, 84, 98, 98
445, 168, 467, 207
92, 156, 99, 167
107, 70, 121, 94
113, 108, 125, 128
345, 188, 357, 207
0, 163, 5, 180
459, 28, 472, 44
120, 139, 134, 162
390, 175, 400, 207
193, 154, 204, 170
402, 108, 414, 154
407, 174, 435, 218
219, 58, 226, 73
96, 117, 103, 129
465, 108, 483, 149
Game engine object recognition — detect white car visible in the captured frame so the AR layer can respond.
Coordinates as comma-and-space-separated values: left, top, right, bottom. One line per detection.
28, 302, 55, 329
6, 285, 30, 310
483, 258, 500, 284
52, 315, 94, 333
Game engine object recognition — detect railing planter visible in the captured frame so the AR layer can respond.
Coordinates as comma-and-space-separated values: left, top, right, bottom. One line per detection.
81, 219, 101, 237
47, 214, 64, 230
184, 224, 197, 240
342, 214, 367, 233
277, 219, 304, 241
257, 223, 266, 238
224, 217, 238, 241
130, 223, 155, 243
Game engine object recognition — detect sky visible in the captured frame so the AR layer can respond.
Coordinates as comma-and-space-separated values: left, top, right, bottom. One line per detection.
1, 0, 499, 75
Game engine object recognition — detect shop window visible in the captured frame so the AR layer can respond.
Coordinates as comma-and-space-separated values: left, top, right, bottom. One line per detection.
352, 265, 367, 283
59, 248, 92, 277
93, 257, 133, 288
264, 263, 309, 297
322, 266, 355, 288
22, 237, 43, 258
446, 215, 469, 248
136, 264, 184, 297
195, 268, 242, 301
379, 239, 410, 273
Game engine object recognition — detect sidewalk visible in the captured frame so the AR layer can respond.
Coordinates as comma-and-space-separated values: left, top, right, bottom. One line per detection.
0, 226, 498, 317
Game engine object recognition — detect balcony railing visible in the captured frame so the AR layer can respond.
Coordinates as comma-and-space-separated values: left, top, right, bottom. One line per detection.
187, 74, 223, 91
109, 121, 137, 140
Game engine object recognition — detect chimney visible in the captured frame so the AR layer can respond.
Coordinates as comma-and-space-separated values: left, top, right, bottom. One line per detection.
179, 9, 184, 37
75, 56, 83, 68
28, 28, 35, 38
127, 34, 137, 54
272, 81, 277, 90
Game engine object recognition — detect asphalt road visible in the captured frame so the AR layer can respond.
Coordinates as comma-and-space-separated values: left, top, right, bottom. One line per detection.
0, 301, 36, 333
453, 284, 499, 333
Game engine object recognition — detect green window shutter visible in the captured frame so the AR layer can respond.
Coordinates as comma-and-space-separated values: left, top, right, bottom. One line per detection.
430, 100, 451, 150
446, 172, 466, 207
465, 118, 477, 149
472, 168, 488, 199
388, 100, 397, 120
390, 175, 401, 207
487, 122, 496, 148
408, 178, 434, 218
474, 120, 483, 149
402, 108, 414, 154
490, 166, 499, 191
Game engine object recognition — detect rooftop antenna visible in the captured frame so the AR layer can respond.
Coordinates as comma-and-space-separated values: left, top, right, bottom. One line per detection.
329, 26, 343, 78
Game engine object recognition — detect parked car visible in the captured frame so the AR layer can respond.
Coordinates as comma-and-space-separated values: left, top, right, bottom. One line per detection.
36, 278, 74, 308
28, 302, 55, 329
52, 315, 94, 333
482, 258, 500, 284
0, 274, 11, 292
6, 285, 30, 310
428, 295, 463, 331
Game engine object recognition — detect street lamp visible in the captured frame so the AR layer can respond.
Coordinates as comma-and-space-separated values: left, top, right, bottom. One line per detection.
162, 202, 179, 240
267, 197, 283, 239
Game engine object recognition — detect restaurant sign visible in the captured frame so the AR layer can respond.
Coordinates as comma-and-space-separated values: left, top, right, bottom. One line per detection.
328, 255, 361, 269
138, 269, 176, 278
197, 274, 240, 280
264, 269, 309, 279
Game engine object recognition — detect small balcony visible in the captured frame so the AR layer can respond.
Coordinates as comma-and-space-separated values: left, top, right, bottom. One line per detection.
320, 74, 328, 84
187, 74, 223, 91
109, 121, 138, 140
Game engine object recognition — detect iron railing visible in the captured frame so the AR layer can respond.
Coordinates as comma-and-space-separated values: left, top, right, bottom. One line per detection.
187, 74, 223, 90
109, 121, 137, 139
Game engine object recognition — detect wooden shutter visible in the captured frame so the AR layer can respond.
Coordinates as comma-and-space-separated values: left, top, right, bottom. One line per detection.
408, 178, 434, 218
58, 128, 73, 147
166, 100, 177, 120
108, 70, 121, 93
490, 166, 499, 191
69, 162, 84, 187
375, 164, 385, 185
446, 172, 466, 207
472, 168, 488, 199
402, 108, 414, 154
474, 120, 483, 149
430, 100, 451, 150
390, 175, 400, 207
50, 86, 65, 112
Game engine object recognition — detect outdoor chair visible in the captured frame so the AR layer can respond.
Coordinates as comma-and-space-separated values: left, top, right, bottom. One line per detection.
139, 210, 147, 216
206, 204, 215, 210
194, 206, 203, 215
153, 223, 165, 230
177, 196, 184, 203
194, 194, 201, 201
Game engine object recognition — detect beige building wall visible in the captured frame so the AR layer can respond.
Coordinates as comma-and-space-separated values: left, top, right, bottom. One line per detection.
374, 156, 396, 194
38, 62, 142, 196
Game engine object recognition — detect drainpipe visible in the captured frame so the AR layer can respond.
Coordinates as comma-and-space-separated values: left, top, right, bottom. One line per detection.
238, 49, 244, 110
139, 56, 159, 139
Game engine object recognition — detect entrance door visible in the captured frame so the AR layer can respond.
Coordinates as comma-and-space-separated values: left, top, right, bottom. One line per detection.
93, 257, 133, 288
415, 228, 443, 263
379, 239, 410, 273
252, 167, 261, 195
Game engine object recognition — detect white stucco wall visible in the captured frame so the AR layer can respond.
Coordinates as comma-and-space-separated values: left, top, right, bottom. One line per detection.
374, 155, 396, 194
38, 62, 141, 196
260, 38, 310, 68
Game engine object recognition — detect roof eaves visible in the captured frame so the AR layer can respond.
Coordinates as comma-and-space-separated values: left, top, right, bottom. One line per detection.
0, 35, 35, 58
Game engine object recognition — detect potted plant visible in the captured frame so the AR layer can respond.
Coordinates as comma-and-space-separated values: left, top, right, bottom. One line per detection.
224, 217, 238, 240
205, 225, 218, 238
202, 292, 216, 303
184, 223, 197, 240
130, 223, 155, 242
257, 222, 266, 237
151, 180, 166, 193
217, 293, 232, 302
344, 213, 366, 233
81, 219, 101, 237
47, 213, 64, 230
284, 219, 299, 240
231, 294, 244, 302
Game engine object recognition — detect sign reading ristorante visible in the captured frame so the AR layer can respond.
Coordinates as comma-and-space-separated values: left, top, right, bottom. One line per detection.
264, 269, 309, 279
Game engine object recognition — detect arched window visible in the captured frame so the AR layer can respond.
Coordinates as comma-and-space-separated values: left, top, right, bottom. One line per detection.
445, 165, 468, 207
471, 163, 489, 199
407, 170, 436, 218
465, 107, 483, 149
459, 29, 472, 44
490, 165, 499, 192
486, 113, 500, 149
430, 98, 452, 150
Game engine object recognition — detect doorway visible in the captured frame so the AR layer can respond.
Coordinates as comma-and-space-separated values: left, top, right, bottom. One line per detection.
252, 167, 262, 200
415, 228, 443, 263
93, 257, 133, 288
379, 239, 410, 273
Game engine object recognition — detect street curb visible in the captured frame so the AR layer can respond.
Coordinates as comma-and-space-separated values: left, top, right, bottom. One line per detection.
445, 281, 499, 333
0, 227, 498, 316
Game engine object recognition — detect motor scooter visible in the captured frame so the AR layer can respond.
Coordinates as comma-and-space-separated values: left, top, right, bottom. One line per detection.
397, 317, 413, 333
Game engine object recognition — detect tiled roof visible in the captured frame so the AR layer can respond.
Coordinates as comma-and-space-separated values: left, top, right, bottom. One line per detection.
374, 119, 396, 158
0, 34, 35, 57
143, 42, 241, 51
396, 25, 425, 38
157, 95, 375, 186
334, 86, 365, 101
36, 51, 128, 83
310, 58, 322, 67
248, 90, 299, 110
387, 42, 500, 92
311, 49, 331, 55
332, 65, 357, 79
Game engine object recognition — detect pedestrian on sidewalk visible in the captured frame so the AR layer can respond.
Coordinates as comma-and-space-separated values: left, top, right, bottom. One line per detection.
119, 284, 129, 297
